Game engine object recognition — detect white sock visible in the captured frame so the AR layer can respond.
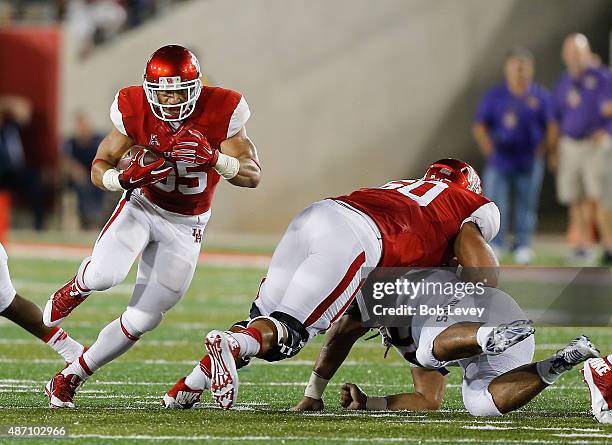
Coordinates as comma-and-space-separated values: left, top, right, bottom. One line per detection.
476, 325, 495, 349
232, 332, 261, 357
536, 356, 565, 385
62, 358, 90, 381
73, 317, 139, 379
43, 327, 84, 363
184, 363, 211, 391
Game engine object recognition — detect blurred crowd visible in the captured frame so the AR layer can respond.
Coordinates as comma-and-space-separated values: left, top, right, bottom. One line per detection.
0, 100, 110, 231
0, 1, 189, 58
473, 33, 612, 265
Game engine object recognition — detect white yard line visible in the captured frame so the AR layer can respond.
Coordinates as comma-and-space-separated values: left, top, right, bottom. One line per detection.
31, 434, 612, 444
463, 425, 602, 432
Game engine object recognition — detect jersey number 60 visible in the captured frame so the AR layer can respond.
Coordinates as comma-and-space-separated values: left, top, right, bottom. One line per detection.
380, 180, 448, 207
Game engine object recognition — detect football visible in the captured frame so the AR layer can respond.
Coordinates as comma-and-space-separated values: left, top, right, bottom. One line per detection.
116, 146, 168, 171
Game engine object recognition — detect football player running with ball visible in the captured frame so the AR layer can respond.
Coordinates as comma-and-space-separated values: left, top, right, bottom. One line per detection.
0, 242, 85, 364
43, 45, 261, 408
164, 159, 514, 410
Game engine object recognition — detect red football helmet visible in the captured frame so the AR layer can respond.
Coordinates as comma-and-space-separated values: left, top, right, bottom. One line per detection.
424, 158, 482, 195
143, 45, 202, 122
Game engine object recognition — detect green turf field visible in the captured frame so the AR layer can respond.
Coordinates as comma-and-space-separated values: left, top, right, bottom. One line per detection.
0, 256, 611, 444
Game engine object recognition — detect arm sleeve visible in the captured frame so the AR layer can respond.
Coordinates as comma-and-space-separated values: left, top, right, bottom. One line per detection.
110, 93, 128, 136
226, 96, 251, 139
461, 201, 500, 242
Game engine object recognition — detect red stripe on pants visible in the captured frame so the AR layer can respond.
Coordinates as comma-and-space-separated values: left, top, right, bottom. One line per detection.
329, 278, 366, 324
96, 198, 127, 243
304, 251, 365, 327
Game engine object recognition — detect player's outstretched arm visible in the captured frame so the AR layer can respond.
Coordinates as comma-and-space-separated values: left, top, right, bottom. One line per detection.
291, 315, 368, 411
341, 367, 447, 411
454, 222, 499, 287
218, 127, 261, 188
91, 127, 134, 190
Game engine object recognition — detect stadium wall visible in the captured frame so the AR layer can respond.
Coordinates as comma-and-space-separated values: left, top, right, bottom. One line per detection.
61, 0, 612, 234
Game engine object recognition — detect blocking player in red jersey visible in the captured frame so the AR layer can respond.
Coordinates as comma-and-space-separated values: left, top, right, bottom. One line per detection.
42, 45, 261, 408
162, 159, 504, 410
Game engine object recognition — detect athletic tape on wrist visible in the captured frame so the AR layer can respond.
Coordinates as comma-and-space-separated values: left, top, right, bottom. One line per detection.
214, 152, 240, 180
102, 168, 123, 191
304, 372, 329, 400
365, 396, 388, 411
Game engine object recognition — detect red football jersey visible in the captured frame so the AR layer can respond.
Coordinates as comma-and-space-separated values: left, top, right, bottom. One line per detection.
333, 179, 500, 267
110, 85, 250, 215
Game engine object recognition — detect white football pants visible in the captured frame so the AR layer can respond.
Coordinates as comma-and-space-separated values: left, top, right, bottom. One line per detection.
254, 199, 382, 340
412, 287, 535, 416
82, 189, 208, 323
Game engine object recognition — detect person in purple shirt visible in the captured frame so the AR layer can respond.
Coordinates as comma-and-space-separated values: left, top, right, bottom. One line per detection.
473, 47, 554, 264
551, 33, 612, 265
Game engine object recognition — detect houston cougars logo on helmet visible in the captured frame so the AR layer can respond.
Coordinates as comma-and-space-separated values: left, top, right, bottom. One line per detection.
143, 45, 203, 122
424, 158, 482, 195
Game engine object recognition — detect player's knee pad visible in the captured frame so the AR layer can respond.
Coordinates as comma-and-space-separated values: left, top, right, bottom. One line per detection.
155, 253, 193, 294
248, 311, 309, 362
462, 385, 503, 417
121, 307, 162, 338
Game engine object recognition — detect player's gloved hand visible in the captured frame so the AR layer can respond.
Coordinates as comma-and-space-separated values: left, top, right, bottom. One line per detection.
118, 147, 173, 190
290, 396, 324, 412
168, 127, 219, 167
340, 383, 367, 410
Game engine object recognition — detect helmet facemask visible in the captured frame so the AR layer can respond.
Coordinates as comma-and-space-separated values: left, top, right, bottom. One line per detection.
143, 76, 202, 122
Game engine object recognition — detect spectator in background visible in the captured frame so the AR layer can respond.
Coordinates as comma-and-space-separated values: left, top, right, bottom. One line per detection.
62, 110, 105, 228
472, 47, 554, 264
551, 33, 612, 265
66, 0, 127, 58
0, 96, 46, 230
600, 82, 612, 265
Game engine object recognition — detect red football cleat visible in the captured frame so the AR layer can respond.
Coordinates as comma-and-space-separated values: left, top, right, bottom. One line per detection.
43, 277, 90, 327
44, 372, 82, 409
582, 354, 612, 424
161, 377, 203, 409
